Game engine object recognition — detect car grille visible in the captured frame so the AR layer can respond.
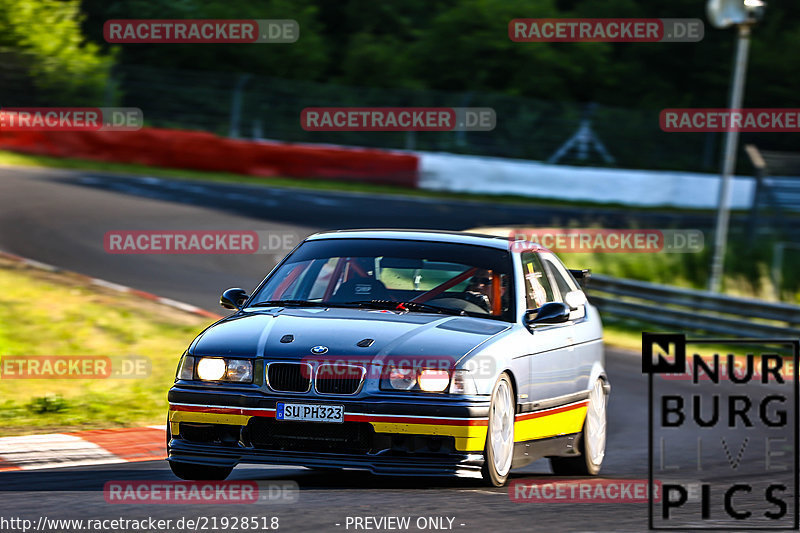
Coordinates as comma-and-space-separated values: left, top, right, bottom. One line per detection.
246, 418, 374, 453
267, 363, 311, 393
314, 363, 365, 395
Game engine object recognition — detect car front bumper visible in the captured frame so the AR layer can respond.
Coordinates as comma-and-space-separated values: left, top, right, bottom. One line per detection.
167, 386, 490, 475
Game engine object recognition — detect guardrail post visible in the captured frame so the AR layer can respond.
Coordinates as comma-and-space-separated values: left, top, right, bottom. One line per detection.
229, 74, 252, 139
771, 242, 784, 299
745, 144, 766, 247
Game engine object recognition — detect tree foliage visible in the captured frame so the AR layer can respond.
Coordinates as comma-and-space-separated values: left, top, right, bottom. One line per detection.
75, 0, 800, 110
0, 0, 113, 104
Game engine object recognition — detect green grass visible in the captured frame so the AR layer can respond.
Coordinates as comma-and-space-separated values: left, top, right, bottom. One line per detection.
0, 149, 719, 213
0, 257, 215, 436
601, 322, 651, 353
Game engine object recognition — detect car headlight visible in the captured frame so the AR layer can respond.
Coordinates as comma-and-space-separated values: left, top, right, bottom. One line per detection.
176, 355, 254, 383
387, 367, 416, 390
381, 366, 454, 393
187, 357, 254, 383
196, 357, 227, 381
176, 355, 194, 381
418, 369, 450, 392
226, 359, 253, 383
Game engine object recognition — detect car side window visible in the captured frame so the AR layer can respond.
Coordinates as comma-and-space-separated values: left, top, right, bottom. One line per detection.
520, 252, 555, 309
542, 259, 573, 301
541, 254, 586, 320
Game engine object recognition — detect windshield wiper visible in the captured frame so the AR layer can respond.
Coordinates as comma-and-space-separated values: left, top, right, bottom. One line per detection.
250, 300, 327, 307
345, 300, 465, 316
250, 300, 465, 316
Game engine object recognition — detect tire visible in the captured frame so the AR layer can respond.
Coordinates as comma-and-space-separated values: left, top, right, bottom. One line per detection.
550, 378, 607, 476
481, 373, 515, 487
169, 461, 233, 480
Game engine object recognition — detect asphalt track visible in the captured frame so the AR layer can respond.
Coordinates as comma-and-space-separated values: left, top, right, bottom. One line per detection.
0, 166, 793, 532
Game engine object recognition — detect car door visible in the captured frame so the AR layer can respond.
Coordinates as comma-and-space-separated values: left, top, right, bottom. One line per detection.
539, 252, 602, 394
518, 251, 581, 408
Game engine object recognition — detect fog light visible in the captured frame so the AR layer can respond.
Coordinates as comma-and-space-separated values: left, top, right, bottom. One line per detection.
196, 358, 226, 381
418, 369, 450, 392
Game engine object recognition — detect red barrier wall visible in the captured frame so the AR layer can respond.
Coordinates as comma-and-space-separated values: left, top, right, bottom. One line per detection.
0, 127, 419, 187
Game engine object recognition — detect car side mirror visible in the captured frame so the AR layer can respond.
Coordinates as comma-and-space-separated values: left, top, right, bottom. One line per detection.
564, 290, 587, 310
220, 288, 248, 310
526, 302, 570, 326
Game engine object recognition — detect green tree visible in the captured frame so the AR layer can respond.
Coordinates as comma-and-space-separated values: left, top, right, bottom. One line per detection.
0, 0, 114, 105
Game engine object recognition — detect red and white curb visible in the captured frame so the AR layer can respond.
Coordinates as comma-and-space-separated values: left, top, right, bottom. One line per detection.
0, 426, 167, 472
0, 250, 222, 320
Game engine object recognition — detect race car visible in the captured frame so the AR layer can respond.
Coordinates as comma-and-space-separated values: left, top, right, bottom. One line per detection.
167, 229, 609, 486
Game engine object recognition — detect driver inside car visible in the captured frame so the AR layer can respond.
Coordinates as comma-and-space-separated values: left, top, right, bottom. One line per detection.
463, 270, 492, 313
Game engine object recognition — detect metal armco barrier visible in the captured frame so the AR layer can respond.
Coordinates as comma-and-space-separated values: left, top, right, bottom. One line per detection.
587, 274, 800, 338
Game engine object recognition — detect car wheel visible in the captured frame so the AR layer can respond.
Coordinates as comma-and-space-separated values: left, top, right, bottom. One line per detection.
550, 378, 607, 476
169, 461, 233, 480
481, 373, 515, 487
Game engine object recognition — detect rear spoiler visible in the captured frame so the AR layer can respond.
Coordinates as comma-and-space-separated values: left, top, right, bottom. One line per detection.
569, 269, 591, 289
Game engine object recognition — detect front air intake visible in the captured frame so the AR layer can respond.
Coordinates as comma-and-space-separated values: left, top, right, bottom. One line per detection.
267, 362, 311, 393
315, 363, 365, 395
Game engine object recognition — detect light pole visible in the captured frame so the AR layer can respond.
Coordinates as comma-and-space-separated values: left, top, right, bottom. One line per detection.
706, 0, 766, 292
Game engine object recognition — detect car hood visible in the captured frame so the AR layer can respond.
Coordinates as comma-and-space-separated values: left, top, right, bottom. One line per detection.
190, 307, 510, 362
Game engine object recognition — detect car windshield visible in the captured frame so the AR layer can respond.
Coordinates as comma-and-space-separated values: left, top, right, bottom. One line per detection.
249, 238, 514, 321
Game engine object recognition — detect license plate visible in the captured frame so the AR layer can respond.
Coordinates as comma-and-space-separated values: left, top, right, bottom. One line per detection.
276, 402, 344, 423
